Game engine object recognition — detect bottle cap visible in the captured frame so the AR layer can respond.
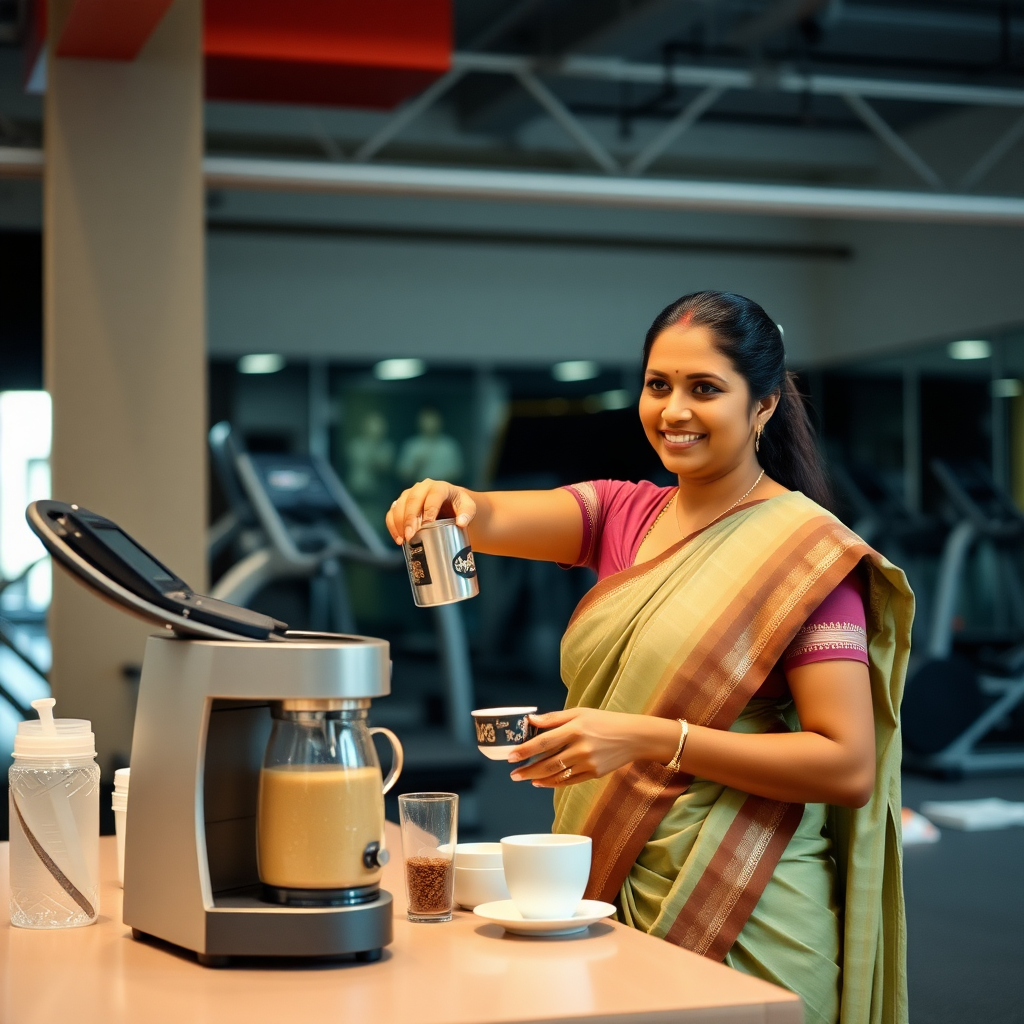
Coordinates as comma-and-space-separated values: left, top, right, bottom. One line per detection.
13, 698, 96, 759
113, 767, 130, 793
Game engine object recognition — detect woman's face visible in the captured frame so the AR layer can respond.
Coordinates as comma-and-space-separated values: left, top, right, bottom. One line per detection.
639, 321, 773, 482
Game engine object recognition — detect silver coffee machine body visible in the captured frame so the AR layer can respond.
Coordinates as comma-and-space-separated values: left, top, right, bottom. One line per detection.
123, 633, 394, 966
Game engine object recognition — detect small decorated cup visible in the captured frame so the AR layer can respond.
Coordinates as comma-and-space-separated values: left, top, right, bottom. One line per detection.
471, 706, 537, 761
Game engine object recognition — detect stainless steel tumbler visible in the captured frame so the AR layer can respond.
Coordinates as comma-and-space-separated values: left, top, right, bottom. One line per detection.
403, 519, 479, 607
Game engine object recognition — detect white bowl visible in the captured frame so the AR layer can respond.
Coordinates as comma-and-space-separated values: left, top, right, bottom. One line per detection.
454, 865, 510, 909
454, 842, 503, 869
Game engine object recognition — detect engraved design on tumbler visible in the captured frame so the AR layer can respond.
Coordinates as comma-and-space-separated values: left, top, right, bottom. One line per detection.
10, 795, 96, 918
451, 547, 476, 578
407, 541, 432, 586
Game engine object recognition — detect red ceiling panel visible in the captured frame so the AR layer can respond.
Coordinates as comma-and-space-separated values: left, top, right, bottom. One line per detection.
204, 0, 452, 109
32, 0, 451, 110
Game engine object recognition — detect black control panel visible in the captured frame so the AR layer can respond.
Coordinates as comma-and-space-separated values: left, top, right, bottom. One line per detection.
28, 501, 287, 640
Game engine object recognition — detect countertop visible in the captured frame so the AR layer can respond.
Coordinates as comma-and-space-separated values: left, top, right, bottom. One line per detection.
1, 826, 802, 1024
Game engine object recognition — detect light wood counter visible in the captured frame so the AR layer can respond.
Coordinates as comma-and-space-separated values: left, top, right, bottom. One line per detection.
1, 826, 801, 1024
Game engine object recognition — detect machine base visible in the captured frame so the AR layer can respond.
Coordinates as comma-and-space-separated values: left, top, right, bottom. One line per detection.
130, 889, 393, 964
261, 882, 380, 907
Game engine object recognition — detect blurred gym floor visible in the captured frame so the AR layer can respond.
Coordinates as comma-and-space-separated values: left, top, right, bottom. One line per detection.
901, 773, 1024, 1024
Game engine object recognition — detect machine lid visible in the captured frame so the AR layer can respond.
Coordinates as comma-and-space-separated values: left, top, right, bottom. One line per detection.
26, 499, 290, 641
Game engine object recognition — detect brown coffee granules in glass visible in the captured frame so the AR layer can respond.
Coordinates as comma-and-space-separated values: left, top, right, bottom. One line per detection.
406, 856, 453, 915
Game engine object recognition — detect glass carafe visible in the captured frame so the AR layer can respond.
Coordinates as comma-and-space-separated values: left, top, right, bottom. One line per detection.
257, 698, 403, 906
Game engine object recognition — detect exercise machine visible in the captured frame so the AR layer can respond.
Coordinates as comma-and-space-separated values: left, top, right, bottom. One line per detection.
832, 462, 946, 644
901, 459, 1024, 776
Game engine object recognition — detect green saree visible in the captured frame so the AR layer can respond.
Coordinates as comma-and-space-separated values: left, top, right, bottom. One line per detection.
552, 491, 913, 1024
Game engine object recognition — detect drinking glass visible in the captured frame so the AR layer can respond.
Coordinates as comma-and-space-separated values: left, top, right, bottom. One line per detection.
398, 793, 458, 922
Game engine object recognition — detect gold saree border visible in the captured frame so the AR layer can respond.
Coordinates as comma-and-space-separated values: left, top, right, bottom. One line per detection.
663, 796, 805, 961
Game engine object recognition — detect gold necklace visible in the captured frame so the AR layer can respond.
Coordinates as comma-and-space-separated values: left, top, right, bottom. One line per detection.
641, 469, 765, 548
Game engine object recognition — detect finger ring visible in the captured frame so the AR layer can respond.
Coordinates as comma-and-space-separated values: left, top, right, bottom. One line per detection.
557, 758, 567, 771
561, 767, 572, 780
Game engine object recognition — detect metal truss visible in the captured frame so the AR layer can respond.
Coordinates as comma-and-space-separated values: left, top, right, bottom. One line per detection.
347, 51, 1024, 192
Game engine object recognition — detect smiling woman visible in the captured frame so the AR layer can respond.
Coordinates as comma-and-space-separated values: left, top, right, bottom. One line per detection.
386, 290, 914, 1024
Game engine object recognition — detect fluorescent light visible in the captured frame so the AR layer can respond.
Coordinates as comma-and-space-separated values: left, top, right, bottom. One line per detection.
373, 358, 426, 381
992, 378, 1023, 398
947, 339, 991, 360
238, 353, 285, 374
552, 360, 599, 382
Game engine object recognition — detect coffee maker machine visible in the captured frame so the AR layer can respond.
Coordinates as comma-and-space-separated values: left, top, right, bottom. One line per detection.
28, 500, 400, 966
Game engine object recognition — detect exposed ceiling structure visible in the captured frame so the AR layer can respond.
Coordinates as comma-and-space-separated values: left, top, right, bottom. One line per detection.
200, 0, 1024, 197
0, 0, 1022, 219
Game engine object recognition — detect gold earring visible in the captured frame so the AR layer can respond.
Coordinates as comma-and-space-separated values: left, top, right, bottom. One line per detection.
755, 423, 763, 453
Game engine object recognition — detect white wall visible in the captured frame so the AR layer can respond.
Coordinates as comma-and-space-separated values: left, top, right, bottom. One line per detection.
206, 214, 827, 367
814, 219, 1024, 364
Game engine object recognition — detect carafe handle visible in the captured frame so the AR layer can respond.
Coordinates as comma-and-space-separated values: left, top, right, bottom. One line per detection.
369, 727, 404, 795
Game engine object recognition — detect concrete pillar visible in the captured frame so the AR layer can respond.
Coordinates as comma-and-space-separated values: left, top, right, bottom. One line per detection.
45, 0, 205, 774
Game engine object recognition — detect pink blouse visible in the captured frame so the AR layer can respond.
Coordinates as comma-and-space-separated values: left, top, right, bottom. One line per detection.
563, 480, 868, 694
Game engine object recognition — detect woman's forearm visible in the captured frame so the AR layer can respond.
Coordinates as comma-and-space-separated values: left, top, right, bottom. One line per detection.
674, 725, 873, 807
620, 715, 872, 807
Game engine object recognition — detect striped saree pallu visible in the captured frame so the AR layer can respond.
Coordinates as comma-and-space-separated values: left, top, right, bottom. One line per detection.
552, 491, 913, 1023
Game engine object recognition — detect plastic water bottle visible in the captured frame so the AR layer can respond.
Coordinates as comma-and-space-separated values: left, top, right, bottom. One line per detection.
8, 698, 100, 928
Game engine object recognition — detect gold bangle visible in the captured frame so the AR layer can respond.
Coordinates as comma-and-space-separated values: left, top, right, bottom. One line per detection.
665, 719, 688, 772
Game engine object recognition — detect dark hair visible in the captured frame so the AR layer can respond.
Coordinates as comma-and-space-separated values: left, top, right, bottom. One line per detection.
642, 290, 834, 510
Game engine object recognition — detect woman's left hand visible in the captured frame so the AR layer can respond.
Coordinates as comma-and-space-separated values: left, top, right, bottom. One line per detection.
507, 708, 675, 787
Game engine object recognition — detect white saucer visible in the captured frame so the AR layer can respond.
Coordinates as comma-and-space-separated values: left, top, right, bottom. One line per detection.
473, 899, 616, 936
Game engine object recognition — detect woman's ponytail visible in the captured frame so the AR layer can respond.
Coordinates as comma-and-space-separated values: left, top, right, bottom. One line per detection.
642, 291, 835, 511
757, 371, 833, 509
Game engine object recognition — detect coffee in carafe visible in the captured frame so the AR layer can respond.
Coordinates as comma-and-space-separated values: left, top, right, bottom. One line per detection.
257, 699, 403, 906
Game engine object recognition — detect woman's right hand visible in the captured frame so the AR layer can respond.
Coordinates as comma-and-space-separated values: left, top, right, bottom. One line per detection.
386, 479, 477, 545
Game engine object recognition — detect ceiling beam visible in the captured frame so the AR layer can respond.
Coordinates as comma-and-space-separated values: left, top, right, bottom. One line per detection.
452, 52, 1024, 109
4, 148, 1021, 223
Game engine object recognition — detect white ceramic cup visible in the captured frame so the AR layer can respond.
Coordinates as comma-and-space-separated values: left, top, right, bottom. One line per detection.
500, 833, 592, 920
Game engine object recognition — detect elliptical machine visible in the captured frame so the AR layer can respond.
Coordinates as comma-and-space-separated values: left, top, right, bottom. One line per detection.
901, 459, 1024, 776
832, 462, 946, 646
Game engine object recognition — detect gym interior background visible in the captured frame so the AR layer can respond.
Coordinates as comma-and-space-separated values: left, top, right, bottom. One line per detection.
1, 2, 1023, 1021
